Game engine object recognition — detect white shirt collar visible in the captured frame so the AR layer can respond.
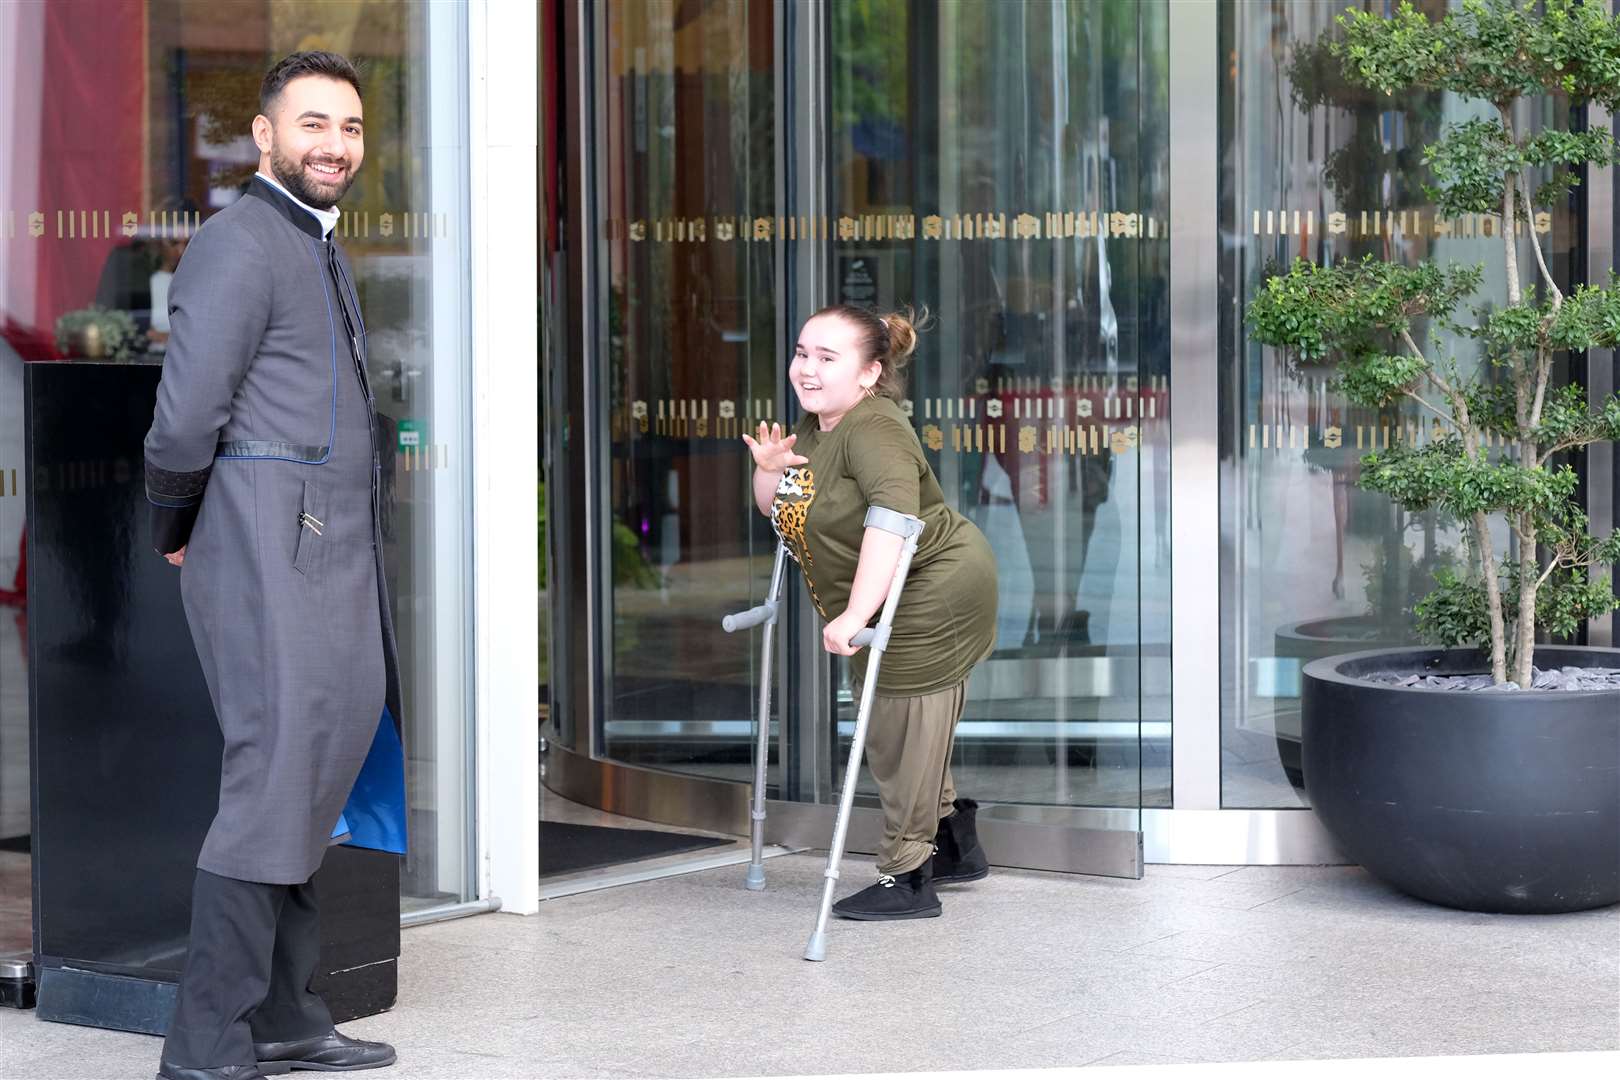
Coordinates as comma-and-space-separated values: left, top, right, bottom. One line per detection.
255, 171, 341, 238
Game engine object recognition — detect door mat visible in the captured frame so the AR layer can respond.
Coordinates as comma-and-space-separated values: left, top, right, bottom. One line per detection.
538, 821, 731, 878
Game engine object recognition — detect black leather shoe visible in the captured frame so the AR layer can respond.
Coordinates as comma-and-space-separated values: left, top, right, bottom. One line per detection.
831, 863, 942, 920
253, 1029, 396, 1073
930, 797, 990, 884
157, 1064, 269, 1080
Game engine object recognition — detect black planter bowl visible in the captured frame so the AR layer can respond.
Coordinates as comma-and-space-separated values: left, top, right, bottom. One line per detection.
1302, 645, 1620, 914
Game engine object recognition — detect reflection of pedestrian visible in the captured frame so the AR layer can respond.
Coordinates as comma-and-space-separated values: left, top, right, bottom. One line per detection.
147, 199, 198, 351
93, 238, 159, 321
144, 52, 401, 1080
744, 305, 999, 922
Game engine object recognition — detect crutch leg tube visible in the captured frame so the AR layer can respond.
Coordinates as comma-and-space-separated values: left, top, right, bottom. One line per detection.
722, 543, 788, 890
805, 508, 925, 962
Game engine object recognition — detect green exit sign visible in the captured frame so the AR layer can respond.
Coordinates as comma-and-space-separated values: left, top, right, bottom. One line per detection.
397, 418, 424, 450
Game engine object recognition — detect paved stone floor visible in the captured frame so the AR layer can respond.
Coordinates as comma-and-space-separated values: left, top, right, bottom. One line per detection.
2, 855, 1617, 1078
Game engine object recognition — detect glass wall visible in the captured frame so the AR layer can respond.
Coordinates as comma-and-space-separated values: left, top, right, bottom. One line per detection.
1218, 0, 1583, 807
826, 0, 1171, 808
0, 0, 476, 913
570, 0, 1167, 830
597, 0, 782, 783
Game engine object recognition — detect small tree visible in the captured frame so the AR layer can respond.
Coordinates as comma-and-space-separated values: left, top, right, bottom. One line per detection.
1248, 0, 1620, 687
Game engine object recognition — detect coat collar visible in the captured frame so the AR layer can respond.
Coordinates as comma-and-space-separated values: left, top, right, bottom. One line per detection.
245, 174, 332, 241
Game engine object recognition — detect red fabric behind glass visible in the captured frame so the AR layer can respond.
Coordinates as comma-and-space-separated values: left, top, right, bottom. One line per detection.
26, 0, 147, 359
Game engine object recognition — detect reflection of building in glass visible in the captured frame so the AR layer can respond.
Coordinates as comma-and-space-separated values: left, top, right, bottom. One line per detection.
0, 0, 478, 925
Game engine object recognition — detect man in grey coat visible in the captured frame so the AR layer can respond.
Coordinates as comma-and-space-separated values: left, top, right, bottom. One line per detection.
145, 51, 405, 1080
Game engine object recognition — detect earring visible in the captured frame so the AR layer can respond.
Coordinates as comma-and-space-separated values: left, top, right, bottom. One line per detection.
863, 385, 876, 400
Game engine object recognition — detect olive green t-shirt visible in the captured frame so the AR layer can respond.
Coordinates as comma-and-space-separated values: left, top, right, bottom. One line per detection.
769, 395, 998, 695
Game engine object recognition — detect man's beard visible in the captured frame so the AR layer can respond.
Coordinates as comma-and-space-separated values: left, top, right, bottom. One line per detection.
269, 140, 354, 211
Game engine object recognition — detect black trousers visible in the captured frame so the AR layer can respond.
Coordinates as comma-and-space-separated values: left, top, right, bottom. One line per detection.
161, 868, 334, 1068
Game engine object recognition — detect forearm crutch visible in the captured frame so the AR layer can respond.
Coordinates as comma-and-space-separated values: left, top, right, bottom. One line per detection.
720, 543, 789, 890
805, 507, 926, 962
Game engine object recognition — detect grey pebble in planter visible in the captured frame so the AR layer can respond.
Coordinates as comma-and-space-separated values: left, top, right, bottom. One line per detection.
1301, 646, 1620, 914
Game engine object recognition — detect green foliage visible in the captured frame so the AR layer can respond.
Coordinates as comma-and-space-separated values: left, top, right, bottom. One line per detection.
1417, 564, 1619, 648
613, 521, 659, 589
831, 0, 910, 138
1533, 382, 1620, 452
1250, 0, 1620, 677
1337, 353, 1429, 410
1336, 0, 1620, 111
1461, 380, 1521, 439
54, 305, 144, 361
1528, 129, 1618, 207
1414, 568, 1494, 648
1552, 277, 1620, 351
1361, 440, 1579, 522
1472, 302, 1543, 355
1247, 257, 1481, 365
1422, 119, 1521, 216
1417, 114, 1614, 219
1534, 570, 1620, 641
541, 477, 659, 591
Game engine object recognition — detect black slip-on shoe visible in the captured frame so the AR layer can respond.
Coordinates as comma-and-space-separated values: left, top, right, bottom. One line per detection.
831, 865, 942, 921
930, 797, 990, 884
254, 1029, 396, 1074
157, 1064, 268, 1080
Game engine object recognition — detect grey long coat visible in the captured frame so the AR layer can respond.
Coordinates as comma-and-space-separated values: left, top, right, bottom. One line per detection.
144, 176, 405, 885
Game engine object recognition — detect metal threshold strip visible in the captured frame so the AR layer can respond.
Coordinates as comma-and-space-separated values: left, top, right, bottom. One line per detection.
399, 897, 503, 929
535, 843, 804, 902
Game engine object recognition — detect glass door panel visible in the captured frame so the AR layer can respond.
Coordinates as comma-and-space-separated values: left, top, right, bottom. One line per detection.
596, 0, 783, 784
1217, 0, 1584, 808
825, 0, 1169, 863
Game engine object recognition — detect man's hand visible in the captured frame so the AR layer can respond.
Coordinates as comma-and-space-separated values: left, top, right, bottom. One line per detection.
822, 612, 868, 656
164, 546, 186, 567
741, 421, 809, 473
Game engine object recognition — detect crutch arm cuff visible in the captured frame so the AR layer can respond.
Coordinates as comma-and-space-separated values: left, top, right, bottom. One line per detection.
863, 505, 924, 539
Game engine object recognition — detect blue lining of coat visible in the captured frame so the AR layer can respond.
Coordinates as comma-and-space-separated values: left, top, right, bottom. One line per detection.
330, 706, 407, 855
214, 236, 339, 464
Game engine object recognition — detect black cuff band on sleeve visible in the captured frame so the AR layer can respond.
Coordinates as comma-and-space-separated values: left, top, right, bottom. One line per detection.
144, 460, 212, 502
150, 502, 200, 557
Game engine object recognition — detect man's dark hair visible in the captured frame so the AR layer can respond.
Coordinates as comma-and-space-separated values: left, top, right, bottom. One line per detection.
259, 51, 362, 115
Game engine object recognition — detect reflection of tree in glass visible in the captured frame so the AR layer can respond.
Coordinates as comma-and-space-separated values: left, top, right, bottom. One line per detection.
1286, 33, 1442, 216
1281, 20, 1448, 623
831, 0, 910, 152
178, 4, 409, 204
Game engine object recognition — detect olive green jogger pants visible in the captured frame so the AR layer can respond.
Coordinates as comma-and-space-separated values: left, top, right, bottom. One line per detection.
860, 678, 968, 875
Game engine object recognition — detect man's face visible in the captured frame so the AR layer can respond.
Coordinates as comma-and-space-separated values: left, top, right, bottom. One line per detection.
253, 75, 364, 211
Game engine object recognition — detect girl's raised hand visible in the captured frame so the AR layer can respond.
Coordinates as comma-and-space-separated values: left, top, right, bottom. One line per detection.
741, 421, 809, 473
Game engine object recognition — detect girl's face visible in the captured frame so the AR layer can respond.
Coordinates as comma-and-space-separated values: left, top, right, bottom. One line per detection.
789, 314, 880, 427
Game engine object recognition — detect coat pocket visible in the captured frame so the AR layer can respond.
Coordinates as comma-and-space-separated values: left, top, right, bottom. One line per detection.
292, 480, 325, 575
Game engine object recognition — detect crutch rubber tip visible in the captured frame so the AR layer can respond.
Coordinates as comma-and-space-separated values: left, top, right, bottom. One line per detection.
803, 932, 827, 962
744, 864, 766, 891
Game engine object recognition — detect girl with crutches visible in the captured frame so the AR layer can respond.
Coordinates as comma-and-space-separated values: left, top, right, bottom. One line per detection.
741, 305, 999, 922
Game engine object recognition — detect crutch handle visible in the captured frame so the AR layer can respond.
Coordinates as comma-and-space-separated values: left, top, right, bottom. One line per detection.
850, 628, 875, 648
722, 601, 777, 633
